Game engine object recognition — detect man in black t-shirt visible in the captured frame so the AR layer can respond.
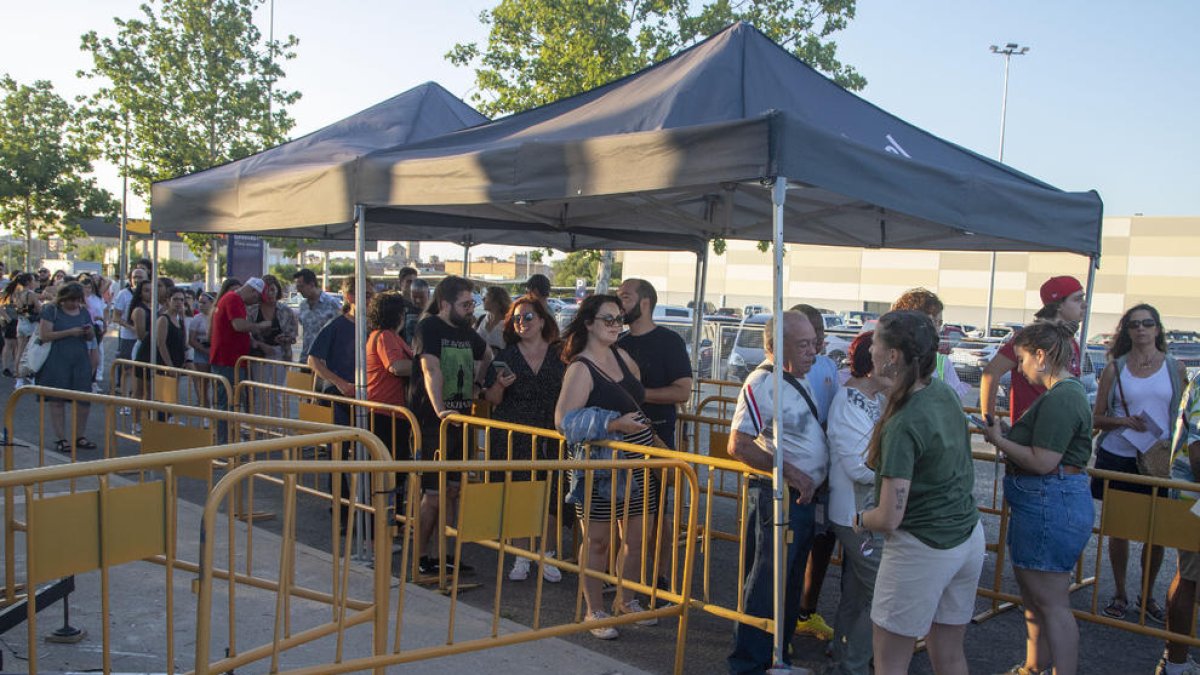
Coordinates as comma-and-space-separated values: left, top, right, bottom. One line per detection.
616, 278, 692, 448
408, 275, 489, 575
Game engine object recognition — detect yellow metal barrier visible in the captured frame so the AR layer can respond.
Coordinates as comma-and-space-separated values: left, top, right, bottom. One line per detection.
0, 428, 384, 674
107, 358, 233, 419
438, 413, 774, 634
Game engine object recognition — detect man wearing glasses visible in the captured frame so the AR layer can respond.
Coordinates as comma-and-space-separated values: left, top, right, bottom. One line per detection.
727, 310, 829, 674
408, 275, 490, 575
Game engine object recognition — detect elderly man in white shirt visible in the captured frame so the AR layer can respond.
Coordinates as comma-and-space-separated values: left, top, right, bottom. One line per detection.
727, 310, 830, 674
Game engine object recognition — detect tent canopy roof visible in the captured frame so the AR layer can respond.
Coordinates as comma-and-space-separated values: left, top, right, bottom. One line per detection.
152, 23, 1102, 258
352, 22, 1101, 256
151, 82, 488, 237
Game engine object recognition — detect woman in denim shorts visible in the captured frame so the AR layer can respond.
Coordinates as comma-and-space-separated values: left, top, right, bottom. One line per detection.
983, 321, 1095, 675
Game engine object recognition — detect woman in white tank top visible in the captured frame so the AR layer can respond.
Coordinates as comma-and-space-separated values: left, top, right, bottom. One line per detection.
1092, 304, 1187, 624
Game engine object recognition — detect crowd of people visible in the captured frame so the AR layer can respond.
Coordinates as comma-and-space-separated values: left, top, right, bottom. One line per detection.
4, 258, 1200, 674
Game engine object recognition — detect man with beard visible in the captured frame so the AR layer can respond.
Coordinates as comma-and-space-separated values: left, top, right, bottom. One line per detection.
616, 278, 692, 448
408, 275, 489, 574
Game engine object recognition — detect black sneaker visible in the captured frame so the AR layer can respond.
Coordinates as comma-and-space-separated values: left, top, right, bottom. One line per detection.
418, 555, 474, 575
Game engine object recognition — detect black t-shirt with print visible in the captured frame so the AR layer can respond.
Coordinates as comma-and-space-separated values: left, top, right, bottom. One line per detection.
408, 315, 487, 428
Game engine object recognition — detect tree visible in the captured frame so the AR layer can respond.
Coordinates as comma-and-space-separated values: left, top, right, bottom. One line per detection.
79, 0, 300, 285
552, 250, 622, 287
0, 76, 118, 267
448, 1, 864, 117
448, 0, 862, 274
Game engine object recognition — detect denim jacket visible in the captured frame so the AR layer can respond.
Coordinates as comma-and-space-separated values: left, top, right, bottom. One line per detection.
560, 406, 643, 506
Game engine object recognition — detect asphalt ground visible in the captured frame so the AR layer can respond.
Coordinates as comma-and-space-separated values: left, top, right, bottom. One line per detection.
0, 333, 1192, 674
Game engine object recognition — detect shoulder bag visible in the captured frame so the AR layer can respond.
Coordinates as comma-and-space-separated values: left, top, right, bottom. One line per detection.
1115, 363, 1173, 478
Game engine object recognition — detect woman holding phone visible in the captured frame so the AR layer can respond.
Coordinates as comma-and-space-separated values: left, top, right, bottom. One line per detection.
483, 293, 566, 583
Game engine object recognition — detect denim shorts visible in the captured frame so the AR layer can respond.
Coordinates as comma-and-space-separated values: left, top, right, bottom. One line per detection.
1005, 472, 1094, 573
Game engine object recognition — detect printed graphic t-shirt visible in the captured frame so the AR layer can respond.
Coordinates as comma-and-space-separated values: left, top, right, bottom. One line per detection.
408, 315, 487, 430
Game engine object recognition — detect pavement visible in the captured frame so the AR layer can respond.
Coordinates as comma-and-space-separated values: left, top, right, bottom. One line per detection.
0, 331, 1195, 674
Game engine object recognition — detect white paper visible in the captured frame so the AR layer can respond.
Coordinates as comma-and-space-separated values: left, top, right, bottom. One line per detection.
1111, 412, 1166, 455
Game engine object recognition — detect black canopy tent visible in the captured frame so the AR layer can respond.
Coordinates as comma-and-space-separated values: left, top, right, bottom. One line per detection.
152, 25, 1103, 663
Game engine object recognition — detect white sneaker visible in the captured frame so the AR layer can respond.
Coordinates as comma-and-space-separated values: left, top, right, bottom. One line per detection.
614, 598, 658, 626
541, 551, 563, 583
14, 377, 26, 389
585, 611, 619, 640
508, 556, 531, 582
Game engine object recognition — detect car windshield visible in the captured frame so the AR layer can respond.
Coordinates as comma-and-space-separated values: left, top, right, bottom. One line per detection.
954, 341, 992, 350
736, 327, 764, 349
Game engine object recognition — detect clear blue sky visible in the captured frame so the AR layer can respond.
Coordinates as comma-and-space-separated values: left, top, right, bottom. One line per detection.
4, 0, 1197, 257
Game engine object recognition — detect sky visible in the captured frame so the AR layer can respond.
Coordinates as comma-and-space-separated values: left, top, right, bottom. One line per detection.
3, 1, 1198, 259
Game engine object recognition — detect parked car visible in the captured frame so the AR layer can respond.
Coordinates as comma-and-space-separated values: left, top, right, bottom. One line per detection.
1169, 341, 1200, 380
658, 320, 714, 379
544, 297, 566, 313
949, 340, 1001, 386
820, 313, 844, 330
555, 305, 578, 328
714, 307, 741, 319
940, 324, 967, 351
686, 300, 717, 315
727, 313, 851, 380
743, 304, 767, 318
653, 304, 693, 320
987, 323, 1024, 340
840, 310, 878, 327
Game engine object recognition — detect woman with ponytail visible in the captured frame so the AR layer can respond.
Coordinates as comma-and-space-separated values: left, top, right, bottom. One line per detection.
982, 320, 1093, 675
853, 311, 984, 675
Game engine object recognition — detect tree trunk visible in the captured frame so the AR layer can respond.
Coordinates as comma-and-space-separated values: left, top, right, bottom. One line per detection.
594, 250, 615, 295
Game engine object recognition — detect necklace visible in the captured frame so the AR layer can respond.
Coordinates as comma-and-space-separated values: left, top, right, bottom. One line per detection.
1131, 350, 1161, 370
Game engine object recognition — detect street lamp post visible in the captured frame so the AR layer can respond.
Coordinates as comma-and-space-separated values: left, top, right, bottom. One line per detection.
983, 42, 1029, 331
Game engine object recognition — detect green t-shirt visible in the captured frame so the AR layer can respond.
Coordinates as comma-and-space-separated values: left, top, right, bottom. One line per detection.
875, 378, 980, 549
1006, 377, 1093, 469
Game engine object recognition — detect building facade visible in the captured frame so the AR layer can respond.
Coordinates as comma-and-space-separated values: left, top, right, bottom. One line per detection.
621, 215, 1200, 335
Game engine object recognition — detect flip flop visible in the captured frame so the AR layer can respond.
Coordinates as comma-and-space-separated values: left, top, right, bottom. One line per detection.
75, 437, 97, 450
1103, 595, 1127, 619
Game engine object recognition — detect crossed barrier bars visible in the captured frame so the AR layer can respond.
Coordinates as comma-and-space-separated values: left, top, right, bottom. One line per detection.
0, 423, 700, 673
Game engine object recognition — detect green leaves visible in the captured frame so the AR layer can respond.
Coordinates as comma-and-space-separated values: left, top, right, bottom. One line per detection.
79, 0, 300, 202
0, 75, 118, 254
448, 0, 864, 117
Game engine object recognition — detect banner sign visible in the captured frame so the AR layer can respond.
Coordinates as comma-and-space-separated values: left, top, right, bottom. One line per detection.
226, 234, 264, 282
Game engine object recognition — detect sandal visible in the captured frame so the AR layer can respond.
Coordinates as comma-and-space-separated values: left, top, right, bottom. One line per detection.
1103, 595, 1127, 619
75, 437, 97, 450
53, 439, 71, 454
1138, 595, 1167, 625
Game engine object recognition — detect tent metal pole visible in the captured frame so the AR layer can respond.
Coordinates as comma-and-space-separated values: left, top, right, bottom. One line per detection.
689, 246, 709, 411
353, 205, 370, 559
322, 251, 330, 290
984, 252, 997, 329
1080, 254, 1099, 350
149, 232, 159, 401
462, 242, 471, 278
769, 178, 787, 671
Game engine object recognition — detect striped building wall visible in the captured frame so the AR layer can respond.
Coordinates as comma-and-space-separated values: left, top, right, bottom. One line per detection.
621, 216, 1200, 335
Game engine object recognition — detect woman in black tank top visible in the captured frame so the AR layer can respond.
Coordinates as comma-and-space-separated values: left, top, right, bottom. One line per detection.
555, 295, 659, 639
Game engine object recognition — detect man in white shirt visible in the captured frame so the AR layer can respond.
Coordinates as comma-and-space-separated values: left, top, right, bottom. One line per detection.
727, 310, 830, 674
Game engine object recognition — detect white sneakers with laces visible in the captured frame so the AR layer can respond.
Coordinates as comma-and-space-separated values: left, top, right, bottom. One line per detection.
585, 610, 619, 640
508, 552, 564, 583
614, 598, 658, 626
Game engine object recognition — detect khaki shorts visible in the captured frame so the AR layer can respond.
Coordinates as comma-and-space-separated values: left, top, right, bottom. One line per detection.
1180, 550, 1200, 583
871, 520, 985, 638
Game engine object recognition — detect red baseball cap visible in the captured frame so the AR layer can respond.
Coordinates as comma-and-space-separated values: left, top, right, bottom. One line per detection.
1039, 276, 1083, 305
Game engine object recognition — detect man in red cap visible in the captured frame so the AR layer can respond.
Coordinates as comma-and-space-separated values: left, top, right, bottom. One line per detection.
981, 275, 1086, 422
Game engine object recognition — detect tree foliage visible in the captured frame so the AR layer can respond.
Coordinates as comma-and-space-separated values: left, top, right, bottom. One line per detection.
78, 0, 301, 260
552, 250, 622, 287
448, 0, 864, 118
0, 76, 117, 256
449, 1, 861, 262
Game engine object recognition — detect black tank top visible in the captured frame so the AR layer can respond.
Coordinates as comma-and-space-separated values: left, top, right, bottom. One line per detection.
579, 346, 655, 446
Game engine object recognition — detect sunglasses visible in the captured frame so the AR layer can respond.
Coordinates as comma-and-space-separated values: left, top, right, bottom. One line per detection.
594, 313, 624, 327
513, 311, 538, 324
1128, 319, 1157, 329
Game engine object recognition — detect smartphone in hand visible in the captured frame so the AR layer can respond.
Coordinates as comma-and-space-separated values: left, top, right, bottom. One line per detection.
493, 360, 514, 379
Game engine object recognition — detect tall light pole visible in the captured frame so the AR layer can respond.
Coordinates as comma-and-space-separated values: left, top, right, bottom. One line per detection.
983, 42, 1028, 331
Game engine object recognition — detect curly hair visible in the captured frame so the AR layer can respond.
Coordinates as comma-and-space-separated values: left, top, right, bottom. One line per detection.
367, 291, 408, 332
1108, 304, 1167, 359
891, 288, 944, 317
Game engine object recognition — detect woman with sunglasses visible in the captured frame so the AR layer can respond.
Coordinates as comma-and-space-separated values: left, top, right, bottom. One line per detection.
1091, 304, 1187, 624
555, 293, 660, 640
483, 294, 567, 584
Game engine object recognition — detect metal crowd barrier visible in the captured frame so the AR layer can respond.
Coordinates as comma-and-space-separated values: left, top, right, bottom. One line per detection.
107, 358, 233, 419
437, 413, 774, 633
0, 427, 381, 673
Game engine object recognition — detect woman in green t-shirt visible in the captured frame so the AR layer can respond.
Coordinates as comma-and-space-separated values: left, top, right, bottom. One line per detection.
855, 311, 984, 675
982, 320, 1093, 675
